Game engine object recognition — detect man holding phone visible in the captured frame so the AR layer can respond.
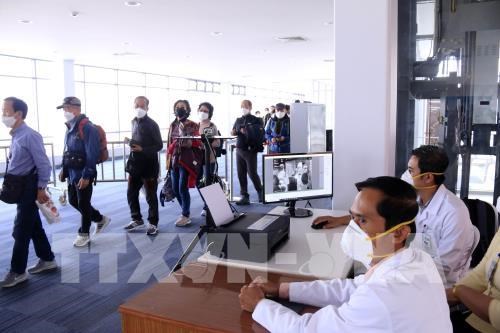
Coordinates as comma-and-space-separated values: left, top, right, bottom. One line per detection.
123, 96, 163, 236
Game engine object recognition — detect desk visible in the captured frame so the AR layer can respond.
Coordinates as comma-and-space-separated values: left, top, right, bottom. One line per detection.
198, 207, 352, 279
120, 263, 316, 333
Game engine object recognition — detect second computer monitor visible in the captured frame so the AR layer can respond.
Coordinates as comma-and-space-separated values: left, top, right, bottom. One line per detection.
262, 152, 333, 215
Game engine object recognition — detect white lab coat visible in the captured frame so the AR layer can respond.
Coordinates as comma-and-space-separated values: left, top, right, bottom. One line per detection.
412, 184, 476, 288
252, 248, 452, 333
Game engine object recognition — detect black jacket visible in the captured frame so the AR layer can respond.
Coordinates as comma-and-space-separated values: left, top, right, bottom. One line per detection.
232, 114, 264, 151
131, 115, 163, 159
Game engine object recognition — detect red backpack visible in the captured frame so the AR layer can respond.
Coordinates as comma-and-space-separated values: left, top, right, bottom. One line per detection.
78, 118, 109, 164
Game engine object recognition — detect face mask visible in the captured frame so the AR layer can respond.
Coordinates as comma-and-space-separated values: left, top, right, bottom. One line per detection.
64, 111, 75, 122
2, 116, 16, 128
340, 220, 373, 268
341, 218, 415, 268
198, 112, 209, 121
175, 107, 187, 119
241, 108, 250, 116
401, 170, 413, 186
135, 108, 147, 119
401, 170, 444, 190
276, 111, 285, 119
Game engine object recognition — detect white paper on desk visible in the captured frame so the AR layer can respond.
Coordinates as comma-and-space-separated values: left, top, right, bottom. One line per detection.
199, 183, 234, 226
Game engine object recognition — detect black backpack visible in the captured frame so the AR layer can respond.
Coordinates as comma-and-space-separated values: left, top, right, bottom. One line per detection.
462, 198, 499, 267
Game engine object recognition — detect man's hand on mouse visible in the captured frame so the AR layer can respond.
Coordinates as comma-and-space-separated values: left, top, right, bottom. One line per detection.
311, 215, 350, 229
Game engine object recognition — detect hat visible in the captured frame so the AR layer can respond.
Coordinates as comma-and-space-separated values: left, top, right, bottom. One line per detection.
275, 103, 285, 111
56, 96, 81, 109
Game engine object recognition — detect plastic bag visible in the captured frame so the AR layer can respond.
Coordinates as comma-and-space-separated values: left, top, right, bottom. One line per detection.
36, 199, 61, 224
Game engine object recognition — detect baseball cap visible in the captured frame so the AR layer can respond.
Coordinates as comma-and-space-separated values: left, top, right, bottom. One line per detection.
56, 96, 81, 109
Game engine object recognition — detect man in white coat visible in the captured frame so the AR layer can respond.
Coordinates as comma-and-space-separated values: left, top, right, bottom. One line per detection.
239, 176, 452, 333
312, 145, 477, 287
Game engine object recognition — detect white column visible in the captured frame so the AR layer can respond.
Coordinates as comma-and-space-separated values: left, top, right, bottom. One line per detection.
63, 59, 75, 97
333, 0, 398, 210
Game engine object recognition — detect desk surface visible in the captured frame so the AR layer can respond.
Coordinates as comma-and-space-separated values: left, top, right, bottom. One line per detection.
120, 263, 315, 333
198, 207, 352, 279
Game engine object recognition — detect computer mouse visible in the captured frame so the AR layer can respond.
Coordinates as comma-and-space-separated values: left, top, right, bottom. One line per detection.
311, 221, 328, 230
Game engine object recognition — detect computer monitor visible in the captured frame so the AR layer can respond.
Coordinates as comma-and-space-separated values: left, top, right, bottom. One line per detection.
262, 152, 333, 217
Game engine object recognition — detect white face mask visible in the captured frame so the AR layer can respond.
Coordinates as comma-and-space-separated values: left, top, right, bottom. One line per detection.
64, 111, 75, 122
2, 115, 16, 128
276, 111, 286, 119
401, 170, 413, 186
340, 220, 373, 269
198, 112, 209, 121
135, 108, 147, 119
241, 108, 250, 116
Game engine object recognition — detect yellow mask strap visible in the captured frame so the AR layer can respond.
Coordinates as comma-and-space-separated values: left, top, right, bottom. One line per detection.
412, 172, 444, 190
366, 219, 415, 241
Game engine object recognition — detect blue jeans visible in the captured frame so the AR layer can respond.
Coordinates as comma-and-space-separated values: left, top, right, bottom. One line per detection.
11, 174, 55, 274
171, 166, 190, 217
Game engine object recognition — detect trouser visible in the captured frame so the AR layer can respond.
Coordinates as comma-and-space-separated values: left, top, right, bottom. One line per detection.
11, 175, 54, 274
236, 148, 262, 197
68, 182, 103, 234
171, 166, 190, 217
127, 174, 159, 226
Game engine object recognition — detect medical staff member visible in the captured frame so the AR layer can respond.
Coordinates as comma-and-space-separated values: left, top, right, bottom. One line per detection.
239, 176, 452, 333
446, 229, 500, 333
312, 145, 477, 287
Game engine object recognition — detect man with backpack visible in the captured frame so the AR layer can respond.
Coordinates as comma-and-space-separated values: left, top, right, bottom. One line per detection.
123, 96, 163, 235
231, 99, 264, 205
57, 97, 110, 247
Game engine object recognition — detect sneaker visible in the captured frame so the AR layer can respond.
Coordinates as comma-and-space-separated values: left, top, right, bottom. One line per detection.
1, 272, 28, 288
27, 259, 58, 274
123, 220, 145, 231
200, 209, 207, 216
146, 224, 159, 236
73, 233, 90, 247
94, 216, 111, 236
235, 196, 250, 205
175, 215, 192, 227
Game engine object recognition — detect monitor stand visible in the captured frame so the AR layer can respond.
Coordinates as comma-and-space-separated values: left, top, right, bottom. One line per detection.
284, 200, 313, 218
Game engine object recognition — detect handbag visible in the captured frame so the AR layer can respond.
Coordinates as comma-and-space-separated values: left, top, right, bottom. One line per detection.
159, 171, 175, 206
0, 158, 35, 204
0, 173, 27, 204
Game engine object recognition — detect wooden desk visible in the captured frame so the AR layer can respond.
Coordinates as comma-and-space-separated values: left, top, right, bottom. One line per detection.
198, 207, 352, 279
120, 263, 315, 333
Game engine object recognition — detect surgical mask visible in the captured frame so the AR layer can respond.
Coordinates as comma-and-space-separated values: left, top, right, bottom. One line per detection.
401, 169, 444, 190
276, 111, 285, 119
241, 108, 250, 116
198, 112, 209, 121
341, 218, 415, 268
135, 108, 147, 119
175, 107, 187, 119
64, 111, 75, 122
1, 116, 16, 128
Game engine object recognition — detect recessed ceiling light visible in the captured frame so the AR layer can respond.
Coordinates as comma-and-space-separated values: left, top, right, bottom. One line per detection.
211, 31, 223, 37
323, 59, 334, 63
124, 1, 142, 7
274, 36, 307, 42
19, 19, 32, 24
70, 11, 80, 17
323, 21, 333, 26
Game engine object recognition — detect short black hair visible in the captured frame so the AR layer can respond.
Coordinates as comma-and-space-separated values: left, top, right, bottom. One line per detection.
135, 96, 149, 107
4, 97, 28, 119
198, 102, 214, 119
275, 103, 285, 110
173, 99, 191, 118
411, 145, 449, 185
355, 176, 418, 246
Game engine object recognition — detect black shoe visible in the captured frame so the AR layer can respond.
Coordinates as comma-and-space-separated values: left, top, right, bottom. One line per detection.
235, 196, 250, 205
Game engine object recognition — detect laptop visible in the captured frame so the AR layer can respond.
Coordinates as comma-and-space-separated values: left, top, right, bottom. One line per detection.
198, 183, 245, 227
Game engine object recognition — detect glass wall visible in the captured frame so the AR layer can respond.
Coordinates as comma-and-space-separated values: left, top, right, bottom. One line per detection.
398, 0, 500, 204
